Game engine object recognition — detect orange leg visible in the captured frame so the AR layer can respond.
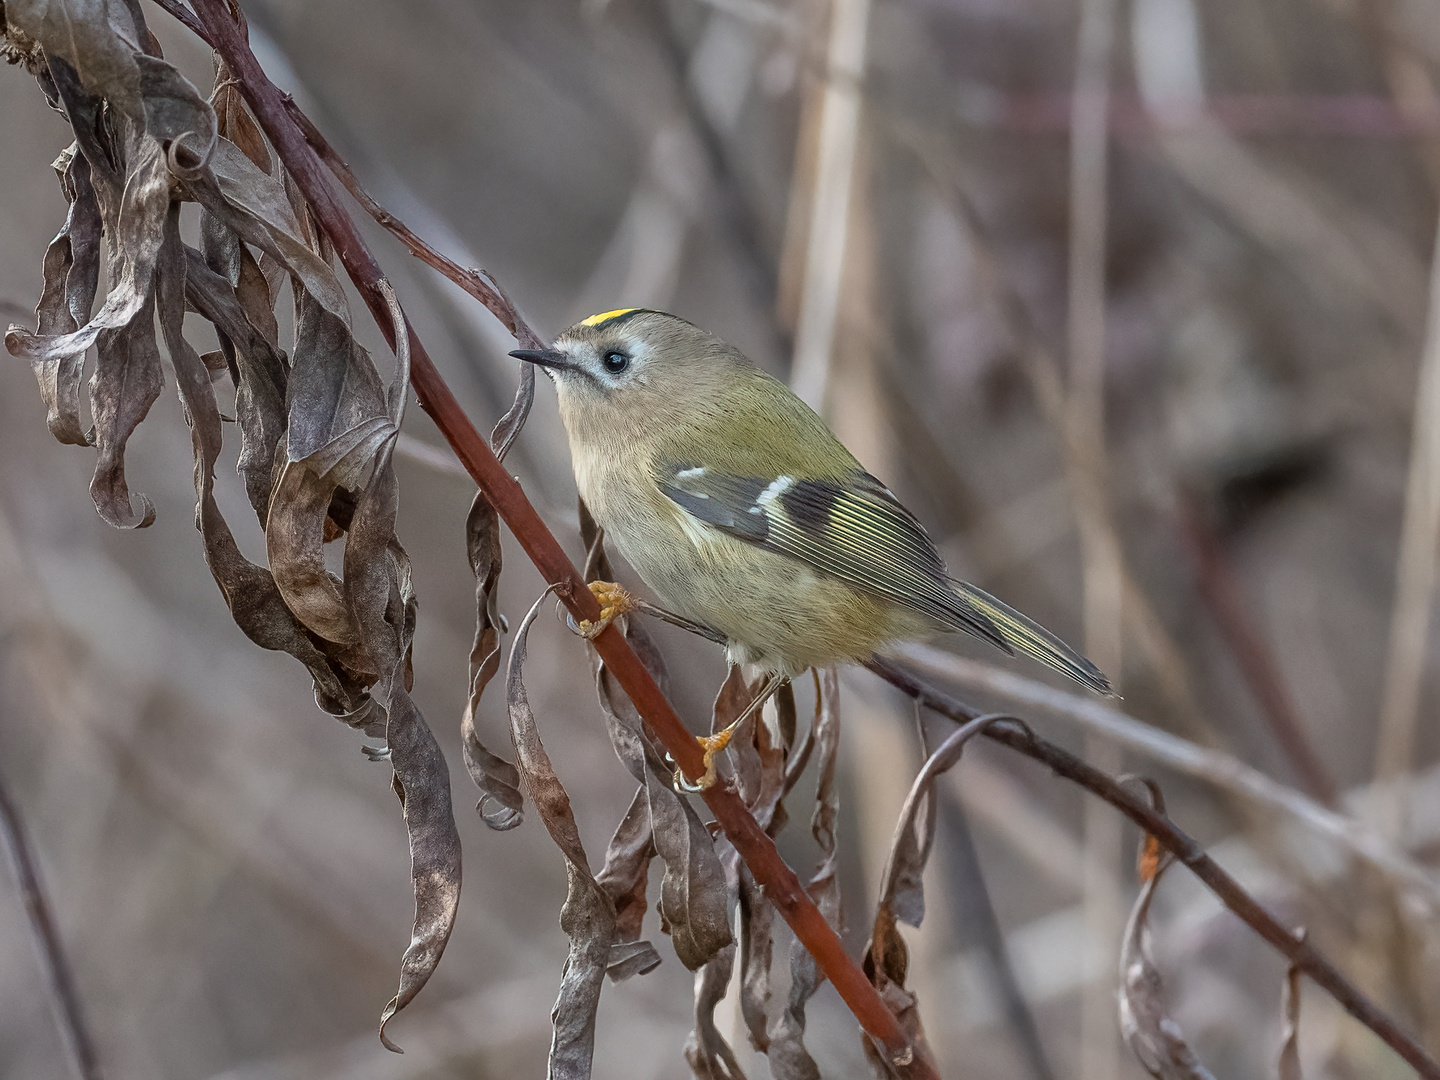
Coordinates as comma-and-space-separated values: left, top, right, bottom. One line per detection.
674, 673, 786, 791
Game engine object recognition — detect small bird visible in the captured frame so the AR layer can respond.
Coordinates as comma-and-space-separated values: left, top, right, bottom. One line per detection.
512, 309, 1111, 777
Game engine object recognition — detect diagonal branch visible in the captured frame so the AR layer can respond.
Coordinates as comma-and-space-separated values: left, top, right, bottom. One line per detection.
898, 647, 1437, 899
866, 655, 1440, 1080
183, 1, 932, 1073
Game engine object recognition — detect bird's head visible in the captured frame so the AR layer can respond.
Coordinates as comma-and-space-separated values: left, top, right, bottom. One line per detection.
510, 308, 745, 442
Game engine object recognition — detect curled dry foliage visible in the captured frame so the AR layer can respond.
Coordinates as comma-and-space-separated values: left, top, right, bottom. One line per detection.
861, 716, 1007, 1078
766, 668, 845, 1080
456, 375, 537, 831
506, 590, 623, 1079
594, 662, 731, 973
1, 0, 458, 1048
1118, 857, 1218, 1080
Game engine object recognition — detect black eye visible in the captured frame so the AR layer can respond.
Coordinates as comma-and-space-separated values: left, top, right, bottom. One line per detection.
602, 351, 629, 374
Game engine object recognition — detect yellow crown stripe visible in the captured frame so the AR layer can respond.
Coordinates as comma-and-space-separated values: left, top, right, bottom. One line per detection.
581, 307, 640, 328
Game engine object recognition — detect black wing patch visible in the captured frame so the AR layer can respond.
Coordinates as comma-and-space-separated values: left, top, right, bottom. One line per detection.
658, 465, 1012, 654
659, 472, 770, 541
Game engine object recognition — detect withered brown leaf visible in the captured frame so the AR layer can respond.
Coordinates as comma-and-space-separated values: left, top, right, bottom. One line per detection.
768, 668, 842, 1080
684, 941, 748, 1080
460, 488, 523, 831
28, 148, 100, 447
596, 787, 656, 946
265, 288, 393, 644
182, 247, 287, 520
594, 667, 732, 970
860, 716, 1006, 1077
508, 589, 620, 1079
1118, 860, 1218, 1080
7, 6, 464, 1055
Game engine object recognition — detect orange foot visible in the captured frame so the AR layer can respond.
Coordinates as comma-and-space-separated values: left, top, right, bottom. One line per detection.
577, 580, 636, 639
673, 723, 740, 792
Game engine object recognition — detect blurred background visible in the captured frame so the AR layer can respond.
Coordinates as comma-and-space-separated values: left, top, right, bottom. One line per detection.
4, 0, 1440, 1076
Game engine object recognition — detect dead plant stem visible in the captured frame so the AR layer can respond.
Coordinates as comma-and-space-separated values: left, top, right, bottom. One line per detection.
867, 655, 1440, 1080
187, 2, 933, 1072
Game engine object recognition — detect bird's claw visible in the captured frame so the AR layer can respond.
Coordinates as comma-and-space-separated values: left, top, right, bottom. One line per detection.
672, 722, 739, 792
576, 580, 636, 639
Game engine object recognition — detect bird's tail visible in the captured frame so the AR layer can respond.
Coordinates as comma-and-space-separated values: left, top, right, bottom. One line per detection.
950, 581, 1115, 696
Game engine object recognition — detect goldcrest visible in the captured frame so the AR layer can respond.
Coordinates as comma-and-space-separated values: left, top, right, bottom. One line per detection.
512, 308, 1111, 697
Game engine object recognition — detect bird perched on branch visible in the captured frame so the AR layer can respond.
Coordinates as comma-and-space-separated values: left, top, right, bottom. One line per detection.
512, 308, 1111, 783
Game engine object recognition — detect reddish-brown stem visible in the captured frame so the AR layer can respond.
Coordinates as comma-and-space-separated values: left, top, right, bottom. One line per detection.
867, 656, 1440, 1080
186, 1, 930, 1072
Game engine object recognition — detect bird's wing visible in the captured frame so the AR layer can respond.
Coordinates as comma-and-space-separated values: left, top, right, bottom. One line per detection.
656, 463, 1013, 654
658, 463, 1113, 694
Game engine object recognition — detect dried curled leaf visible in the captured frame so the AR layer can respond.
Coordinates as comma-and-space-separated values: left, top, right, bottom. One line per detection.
725, 674, 793, 1055
28, 149, 100, 446
266, 289, 393, 644
736, 864, 773, 1056
508, 590, 620, 1080
491, 359, 535, 462
1118, 860, 1218, 1080
460, 488, 523, 831
596, 787, 656, 947
377, 683, 462, 1053
185, 138, 350, 325
684, 941, 747, 1080
182, 247, 286, 520
861, 716, 1004, 1077
594, 787, 663, 982
594, 664, 732, 971
768, 668, 843, 1080
6, 0, 158, 128
7, 8, 462, 1048
89, 287, 163, 528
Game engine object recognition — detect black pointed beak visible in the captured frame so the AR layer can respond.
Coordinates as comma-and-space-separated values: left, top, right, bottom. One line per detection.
509, 348, 571, 371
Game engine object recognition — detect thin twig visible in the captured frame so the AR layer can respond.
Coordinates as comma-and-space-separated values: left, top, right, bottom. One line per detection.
187, 3, 931, 1073
1178, 493, 1338, 806
0, 771, 105, 1080
282, 107, 543, 350
148, 0, 206, 39
865, 655, 1440, 1080
894, 646, 1440, 900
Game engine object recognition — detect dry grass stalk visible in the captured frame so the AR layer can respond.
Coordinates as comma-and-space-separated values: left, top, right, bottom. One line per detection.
788, 0, 871, 410
1374, 213, 1440, 839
